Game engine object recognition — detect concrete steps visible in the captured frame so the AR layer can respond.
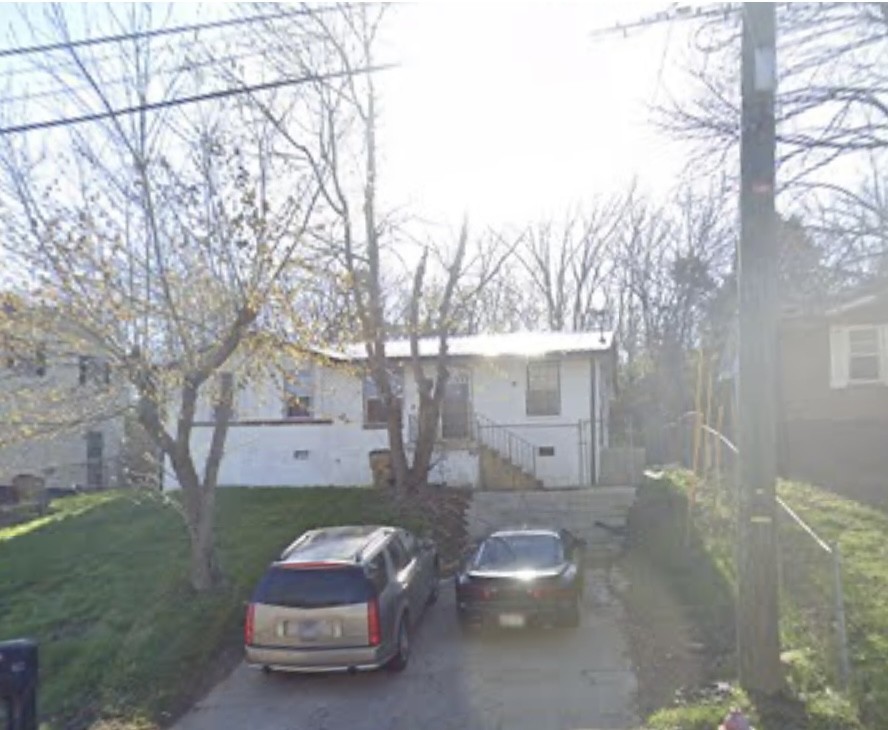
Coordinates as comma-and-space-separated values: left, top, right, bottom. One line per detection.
478, 445, 542, 491
467, 486, 637, 557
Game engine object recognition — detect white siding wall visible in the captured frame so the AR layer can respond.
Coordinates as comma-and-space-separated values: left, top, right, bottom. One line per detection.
166, 365, 388, 489
167, 353, 608, 490
470, 356, 594, 488
0, 357, 125, 489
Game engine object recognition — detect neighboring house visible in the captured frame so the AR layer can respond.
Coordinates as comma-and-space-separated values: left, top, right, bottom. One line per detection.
778, 285, 888, 505
166, 331, 618, 490
0, 344, 125, 491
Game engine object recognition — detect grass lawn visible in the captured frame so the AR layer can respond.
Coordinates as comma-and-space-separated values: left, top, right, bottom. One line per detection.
636, 471, 882, 730
0, 487, 465, 729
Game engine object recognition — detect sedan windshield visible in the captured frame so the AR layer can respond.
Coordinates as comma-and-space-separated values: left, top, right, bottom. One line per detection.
474, 533, 564, 571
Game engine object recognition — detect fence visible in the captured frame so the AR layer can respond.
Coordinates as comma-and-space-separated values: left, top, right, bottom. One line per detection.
666, 413, 851, 690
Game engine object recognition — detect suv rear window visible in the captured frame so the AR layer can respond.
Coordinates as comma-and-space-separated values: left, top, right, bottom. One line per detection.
252, 566, 373, 608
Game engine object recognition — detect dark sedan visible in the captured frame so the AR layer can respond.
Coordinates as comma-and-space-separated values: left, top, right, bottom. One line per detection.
455, 528, 585, 630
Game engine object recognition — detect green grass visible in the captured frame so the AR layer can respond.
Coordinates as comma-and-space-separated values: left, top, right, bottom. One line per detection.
777, 481, 888, 730
0, 487, 448, 729
638, 472, 876, 730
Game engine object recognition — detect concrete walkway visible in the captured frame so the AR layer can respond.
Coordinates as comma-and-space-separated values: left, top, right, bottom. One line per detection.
174, 571, 638, 730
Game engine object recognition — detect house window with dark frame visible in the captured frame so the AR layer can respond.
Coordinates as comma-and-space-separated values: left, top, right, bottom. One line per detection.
363, 368, 403, 427
7, 346, 46, 377
848, 327, 881, 383
284, 367, 314, 419
79, 355, 110, 386
526, 360, 560, 416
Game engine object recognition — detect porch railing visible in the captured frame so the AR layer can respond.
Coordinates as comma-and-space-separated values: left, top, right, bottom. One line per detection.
475, 414, 538, 480
406, 412, 539, 481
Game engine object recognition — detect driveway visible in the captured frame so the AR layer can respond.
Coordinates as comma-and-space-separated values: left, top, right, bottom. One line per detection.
174, 569, 638, 730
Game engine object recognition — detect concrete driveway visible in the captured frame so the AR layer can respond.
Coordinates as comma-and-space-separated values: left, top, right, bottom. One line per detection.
174, 569, 638, 730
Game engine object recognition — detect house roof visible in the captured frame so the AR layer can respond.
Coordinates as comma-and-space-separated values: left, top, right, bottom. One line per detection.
781, 279, 888, 321
341, 331, 614, 360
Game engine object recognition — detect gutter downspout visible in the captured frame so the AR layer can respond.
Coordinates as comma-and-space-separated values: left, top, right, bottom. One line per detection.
591, 357, 601, 485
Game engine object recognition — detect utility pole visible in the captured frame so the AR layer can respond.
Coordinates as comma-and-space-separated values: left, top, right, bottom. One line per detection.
737, 2, 782, 693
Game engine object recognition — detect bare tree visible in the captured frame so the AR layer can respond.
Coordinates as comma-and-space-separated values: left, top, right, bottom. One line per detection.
517, 198, 625, 332
662, 3, 888, 184
0, 4, 328, 590
610, 184, 734, 438
239, 4, 515, 492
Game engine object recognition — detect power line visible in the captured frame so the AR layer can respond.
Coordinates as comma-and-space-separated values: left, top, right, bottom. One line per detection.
0, 63, 398, 136
588, 3, 739, 40
1, 41, 305, 107
0, 6, 335, 60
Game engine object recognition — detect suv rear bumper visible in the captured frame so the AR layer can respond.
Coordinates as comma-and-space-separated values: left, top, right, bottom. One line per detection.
245, 643, 391, 673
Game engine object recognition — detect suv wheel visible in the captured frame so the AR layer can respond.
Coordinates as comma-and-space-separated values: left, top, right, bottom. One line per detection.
387, 616, 410, 672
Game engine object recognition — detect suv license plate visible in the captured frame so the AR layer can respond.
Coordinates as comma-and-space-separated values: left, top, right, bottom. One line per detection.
498, 613, 525, 628
289, 620, 339, 640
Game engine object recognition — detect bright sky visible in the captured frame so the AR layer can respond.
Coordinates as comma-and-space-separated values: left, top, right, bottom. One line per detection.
376, 2, 692, 230
0, 2, 698, 234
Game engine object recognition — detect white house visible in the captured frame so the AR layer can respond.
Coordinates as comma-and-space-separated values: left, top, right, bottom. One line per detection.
166, 331, 617, 490
0, 334, 125, 491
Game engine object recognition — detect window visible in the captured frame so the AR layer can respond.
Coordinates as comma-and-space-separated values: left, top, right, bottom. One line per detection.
399, 530, 418, 558
79, 356, 110, 386
526, 360, 560, 416
473, 533, 564, 570
849, 328, 880, 382
284, 367, 314, 419
363, 369, 403, 427
539, 446, 555, 457
830, 325, 888, 388
7, 347, 46, 377
251, 566, 372, 608
386, 536, 411, 572
366, 552, 389, 593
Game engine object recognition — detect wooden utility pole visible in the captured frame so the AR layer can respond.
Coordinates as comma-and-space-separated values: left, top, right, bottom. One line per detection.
737, 2, 782, 693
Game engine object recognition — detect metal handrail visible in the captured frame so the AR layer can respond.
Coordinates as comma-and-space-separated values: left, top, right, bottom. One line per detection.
405, 412, 539, 481
475, 414, 538, 479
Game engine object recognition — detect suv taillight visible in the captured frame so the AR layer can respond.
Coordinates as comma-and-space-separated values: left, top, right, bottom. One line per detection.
245, 602, 255, 645
367, 597, 381, 646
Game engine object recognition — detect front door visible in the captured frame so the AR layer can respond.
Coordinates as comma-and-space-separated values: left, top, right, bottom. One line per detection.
441, 372, 471, 440
86, 431, 104, 488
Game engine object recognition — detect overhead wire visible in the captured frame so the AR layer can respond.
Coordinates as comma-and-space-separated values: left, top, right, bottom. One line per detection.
0, 40, 310, 107
0, 5, 343, 60
0, 63, 399, 136
588, 3, 739, 41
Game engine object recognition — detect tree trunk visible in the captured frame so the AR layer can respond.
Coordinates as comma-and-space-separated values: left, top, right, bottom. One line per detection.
186, 484, 218, 592
173, 453, 220, 592
410, 394, 442, 489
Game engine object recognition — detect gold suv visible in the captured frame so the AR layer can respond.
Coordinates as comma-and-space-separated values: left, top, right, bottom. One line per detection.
245, 525, 439, 673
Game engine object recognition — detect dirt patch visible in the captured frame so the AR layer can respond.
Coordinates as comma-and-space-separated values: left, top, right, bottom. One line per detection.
617, 551, 708, 716
616, 482, 735, 718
